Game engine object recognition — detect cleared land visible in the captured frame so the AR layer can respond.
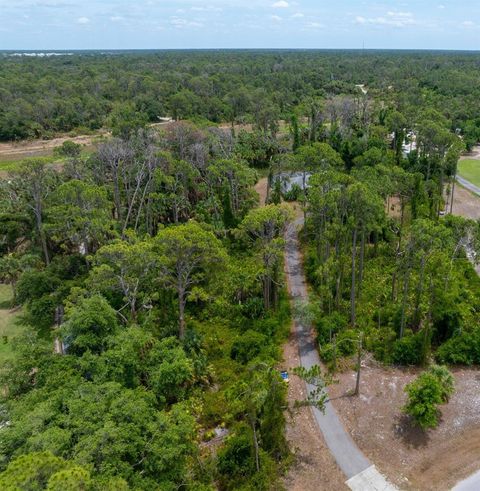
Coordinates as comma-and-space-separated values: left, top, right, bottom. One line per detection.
0, 133, 109, 162
329, 362, 480, 491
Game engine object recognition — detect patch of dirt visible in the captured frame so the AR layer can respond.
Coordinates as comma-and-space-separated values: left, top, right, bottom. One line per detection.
0, 133, 110, 161
255, 178, 268, 206
329, 363, 480, 491
387, 196, 402, 219
451, 184, 480, 220
460, 145, 480, 161
282, 330, 347, 491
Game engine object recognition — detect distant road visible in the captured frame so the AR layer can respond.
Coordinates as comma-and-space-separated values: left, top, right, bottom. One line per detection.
457, 175, 480, 196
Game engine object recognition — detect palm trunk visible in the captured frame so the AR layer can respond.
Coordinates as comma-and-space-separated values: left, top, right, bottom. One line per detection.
351, 227, 358, 327
358, 229, 366, 297
413, 256, 426, 329
178, 288, 186, 339
399, 266, 411, 339
450, 175, 456, 214
252, 419, 260, 472
35, 210, 50, 266
354, 334, 362, 396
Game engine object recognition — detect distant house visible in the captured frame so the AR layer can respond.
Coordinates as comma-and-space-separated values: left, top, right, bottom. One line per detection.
402, 131, 417, 157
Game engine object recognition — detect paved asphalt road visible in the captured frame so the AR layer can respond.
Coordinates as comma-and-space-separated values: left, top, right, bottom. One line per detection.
457, 175, 480, 196
453, 470, 480, 491
284, 218, 397, 490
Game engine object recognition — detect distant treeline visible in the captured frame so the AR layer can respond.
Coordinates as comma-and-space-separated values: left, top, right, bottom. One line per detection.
1, 50, 480, 143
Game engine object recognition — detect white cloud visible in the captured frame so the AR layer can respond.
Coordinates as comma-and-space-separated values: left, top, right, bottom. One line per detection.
170, 16, 204, 29
272, 1, 289, 8
462, 21, 475, 27
354, 11, 416, 28
110, 16, 123, 23
77, 16, 90, 24
271, 14, 283, 22
191, 6, 223, 12
306, 21, 324, 29
292, 12, 304, 18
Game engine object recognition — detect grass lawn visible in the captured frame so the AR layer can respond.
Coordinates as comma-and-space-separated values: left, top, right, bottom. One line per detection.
0, 159, 25, 172
458, 159, 480, 187
0, 284, 25, 364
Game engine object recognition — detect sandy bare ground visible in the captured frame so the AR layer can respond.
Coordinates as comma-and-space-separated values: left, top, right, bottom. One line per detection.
460, 145, 480, 161
254, 177, 268, 206
0, 121, 178, 162
0, 133, 110, 161
451, 184, 480, 220
329, 362, 480, 491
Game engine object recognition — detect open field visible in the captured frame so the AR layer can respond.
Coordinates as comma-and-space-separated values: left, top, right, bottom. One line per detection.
0, 132, 109, 162
0, 285, 24, 364
458, 159, 480, 188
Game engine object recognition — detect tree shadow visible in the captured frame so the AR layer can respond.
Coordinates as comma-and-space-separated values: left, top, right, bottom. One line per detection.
0, 299, 12, 310
392, 413, 431, 449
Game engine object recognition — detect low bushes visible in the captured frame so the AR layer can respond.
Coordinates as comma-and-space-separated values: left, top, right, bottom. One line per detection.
403, 365, 455, 429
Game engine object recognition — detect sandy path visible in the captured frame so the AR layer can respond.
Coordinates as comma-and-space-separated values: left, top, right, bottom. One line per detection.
254, 177, 268, 206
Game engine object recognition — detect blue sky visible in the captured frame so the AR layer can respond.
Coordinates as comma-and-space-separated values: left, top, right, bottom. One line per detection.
0, 0, 479, 50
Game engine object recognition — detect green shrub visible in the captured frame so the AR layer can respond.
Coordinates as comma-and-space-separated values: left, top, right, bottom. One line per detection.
404, 372, 443, 429
217, 430, 255, 485
392, 333, 423, 365
320, 343, 334, 363
368, 327, 396, 363
241, 298, 265, 320
436, 330, 480, 365
231, 330, 268, 364
283, 183, 302, 202
319, 329, 357, 365
315, 312, 348, 345
403, 365, 455, 429
427, 365, 455, 402
217, 427, 280, 491
337, 329, 357, 356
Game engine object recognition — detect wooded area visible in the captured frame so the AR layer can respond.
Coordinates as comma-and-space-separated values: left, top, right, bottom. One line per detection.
0, 49, 479, 490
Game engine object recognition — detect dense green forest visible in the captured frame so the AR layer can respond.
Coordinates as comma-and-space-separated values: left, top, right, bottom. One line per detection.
0, 50, 480, 489
1, 50, 480, 147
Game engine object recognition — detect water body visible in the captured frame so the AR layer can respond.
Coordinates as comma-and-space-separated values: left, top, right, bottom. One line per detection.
273, 171, 312, 193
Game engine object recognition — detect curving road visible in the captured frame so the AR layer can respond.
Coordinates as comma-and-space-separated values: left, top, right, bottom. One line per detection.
285, 217, 398, 491
456, 175, 480, 196
453, 470, 480, 491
